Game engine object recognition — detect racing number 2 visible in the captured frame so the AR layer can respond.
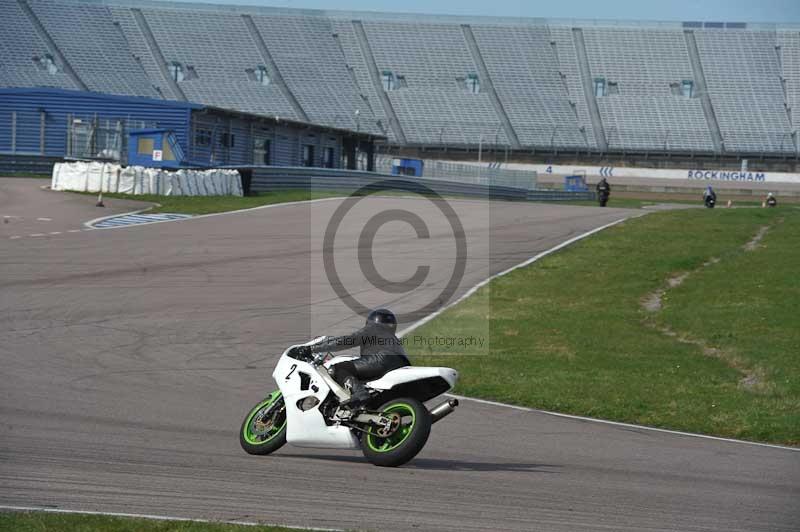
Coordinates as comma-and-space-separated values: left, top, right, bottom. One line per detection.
285, 364, 297, 380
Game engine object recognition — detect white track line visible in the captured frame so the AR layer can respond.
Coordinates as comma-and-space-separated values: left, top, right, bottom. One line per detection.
398, 217, 629, 337
397, 215, 799, 453
85, 194, 494, 230
446, 394, 799, 452
84, 196, 347, 230
0, 505, 343, 531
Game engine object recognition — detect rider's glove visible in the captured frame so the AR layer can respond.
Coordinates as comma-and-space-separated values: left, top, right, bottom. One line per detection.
289, 345, 312, 359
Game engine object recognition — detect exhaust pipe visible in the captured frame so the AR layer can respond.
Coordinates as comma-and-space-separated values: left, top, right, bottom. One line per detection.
430, 399, 459, 423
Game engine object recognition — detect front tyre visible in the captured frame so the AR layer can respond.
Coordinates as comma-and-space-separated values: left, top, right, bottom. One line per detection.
240, 390, 287, 455
362, 398, 431, 467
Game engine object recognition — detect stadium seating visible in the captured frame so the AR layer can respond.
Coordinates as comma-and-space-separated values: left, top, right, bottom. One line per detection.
336, 20, 507, 146
695, 29, 793, 153
0, 0, 78, 91
471, 24, 587, 149
546, 26, 600, 150
110, 7, 300, 119
778, 31, 800, 144
251, 14, 381, 134
1, 0, 797, 156
27, 0, 157, 98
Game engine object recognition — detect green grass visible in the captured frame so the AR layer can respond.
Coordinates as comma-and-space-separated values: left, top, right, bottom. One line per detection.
0, 512, 321, 532
411, 207, 800, 444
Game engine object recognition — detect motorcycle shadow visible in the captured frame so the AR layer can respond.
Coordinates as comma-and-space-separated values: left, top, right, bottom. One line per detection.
278, 453, 559, 473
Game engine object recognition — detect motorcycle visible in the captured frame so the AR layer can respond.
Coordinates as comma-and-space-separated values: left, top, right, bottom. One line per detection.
704, 195, 716, 208
239, 337, 460, 467
598, 189, 610, 207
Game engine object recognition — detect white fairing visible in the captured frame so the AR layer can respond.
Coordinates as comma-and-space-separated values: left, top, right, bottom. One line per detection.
273, 340, 360, 449
367, 366, 458, 391
272, 338, 458, 450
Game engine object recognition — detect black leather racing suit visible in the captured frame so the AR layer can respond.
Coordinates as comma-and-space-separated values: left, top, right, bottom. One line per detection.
310, 323, 410, 392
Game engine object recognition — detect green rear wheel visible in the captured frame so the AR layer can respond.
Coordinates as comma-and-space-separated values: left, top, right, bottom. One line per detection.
362, 398, 431, 467
239, 390, 287, 455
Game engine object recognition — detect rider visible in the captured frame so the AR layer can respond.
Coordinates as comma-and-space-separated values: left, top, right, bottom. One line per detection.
292, 308, 409, 409
596, 177, 611, 196
703, 185, 717, 205
766, 192, 777, 207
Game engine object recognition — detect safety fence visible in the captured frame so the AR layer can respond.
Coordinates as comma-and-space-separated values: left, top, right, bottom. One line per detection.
0, 154, 62, 175
245, 166, 593, 202
374, 156, 538, 190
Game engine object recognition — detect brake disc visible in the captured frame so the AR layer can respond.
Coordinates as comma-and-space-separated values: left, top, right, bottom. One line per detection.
375, 413, 401, 438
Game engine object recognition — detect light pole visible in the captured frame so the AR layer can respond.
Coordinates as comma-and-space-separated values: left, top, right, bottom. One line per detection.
354, 109, 361, 170
478, 133, 483, 183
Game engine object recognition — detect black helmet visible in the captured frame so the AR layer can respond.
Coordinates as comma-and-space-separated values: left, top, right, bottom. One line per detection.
366, 308, 397, 333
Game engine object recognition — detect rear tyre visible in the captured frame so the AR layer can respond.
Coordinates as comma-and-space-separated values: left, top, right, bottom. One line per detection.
239, 390, 287, 455
361, 398, 431, 467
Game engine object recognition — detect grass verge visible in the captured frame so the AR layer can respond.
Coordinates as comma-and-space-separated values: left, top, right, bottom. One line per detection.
0, 511, 323, 532
411, 207, 799, 444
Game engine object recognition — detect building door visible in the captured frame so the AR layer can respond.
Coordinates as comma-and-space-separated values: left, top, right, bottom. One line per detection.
302, 144, 315, 167
254, 137, 271, 165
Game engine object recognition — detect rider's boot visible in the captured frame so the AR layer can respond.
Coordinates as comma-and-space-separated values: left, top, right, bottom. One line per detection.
339, 378, 371, 410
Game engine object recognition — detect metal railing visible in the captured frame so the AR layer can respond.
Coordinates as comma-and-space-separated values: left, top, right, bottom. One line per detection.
245, 166, 592, 202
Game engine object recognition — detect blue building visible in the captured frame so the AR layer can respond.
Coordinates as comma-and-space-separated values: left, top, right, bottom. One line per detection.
0, 88, 381, 170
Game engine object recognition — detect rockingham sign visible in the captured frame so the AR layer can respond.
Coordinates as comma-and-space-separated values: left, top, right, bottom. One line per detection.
506, 164, 800, 184
686, 169, 766, 182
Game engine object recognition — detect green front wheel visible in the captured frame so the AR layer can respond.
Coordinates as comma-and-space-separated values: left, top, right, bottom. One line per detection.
239, 390, 287, 455
362, 397, 431, 467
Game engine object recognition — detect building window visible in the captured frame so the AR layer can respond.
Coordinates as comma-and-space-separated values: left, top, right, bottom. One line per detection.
162, 140, 176, 161
302, 144, 315, 167
256, 66, 270, 86
33, 54, 59, 74
194, 128, 212, 147
465, 73, 480, 94
220, 132, 235, 148
169, 62, 184, 82
607, 81, 619, 95
323, 147, 335, 168
259, 139, 272, 165
381, 70, 396, 91
594, 77, 606, 97
184, 65, 199, 80
681, 80, 694, 98
137, 137, 154, 155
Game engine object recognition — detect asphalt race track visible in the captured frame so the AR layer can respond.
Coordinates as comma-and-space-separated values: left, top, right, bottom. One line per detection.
1, 180, 798, 532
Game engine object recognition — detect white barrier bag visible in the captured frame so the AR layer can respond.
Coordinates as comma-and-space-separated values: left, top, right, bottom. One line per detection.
50, 162, 243, 197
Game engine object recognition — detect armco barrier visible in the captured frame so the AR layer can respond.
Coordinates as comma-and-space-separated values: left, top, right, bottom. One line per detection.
245, 166, 594, 202
0, 154, 63, 176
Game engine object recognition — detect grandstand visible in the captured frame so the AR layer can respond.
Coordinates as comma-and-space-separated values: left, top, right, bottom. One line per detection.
1, 0, 798, 161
